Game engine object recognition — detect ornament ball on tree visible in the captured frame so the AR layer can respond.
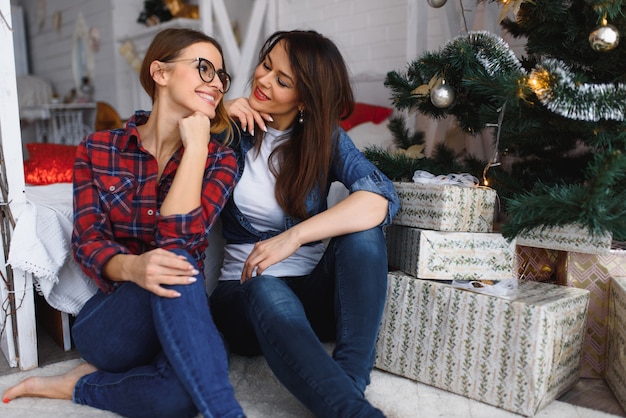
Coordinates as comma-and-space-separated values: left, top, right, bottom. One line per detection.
430, 80, 455, 108
427, 0, 447, 8
589, 24, 620, 52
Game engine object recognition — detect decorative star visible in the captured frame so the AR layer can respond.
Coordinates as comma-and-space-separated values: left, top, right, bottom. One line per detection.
395, 144, 426, 159
411, 74, 441, 97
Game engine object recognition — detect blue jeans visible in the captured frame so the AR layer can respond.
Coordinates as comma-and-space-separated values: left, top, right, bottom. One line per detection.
71, 249, 244, 418
210, 227, 388, 418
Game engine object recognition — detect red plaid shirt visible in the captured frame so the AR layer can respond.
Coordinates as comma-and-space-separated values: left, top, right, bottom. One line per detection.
72, 111, 237, 293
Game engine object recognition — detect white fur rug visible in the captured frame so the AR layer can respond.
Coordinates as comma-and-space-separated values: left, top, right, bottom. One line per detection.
0, 356, 620, 418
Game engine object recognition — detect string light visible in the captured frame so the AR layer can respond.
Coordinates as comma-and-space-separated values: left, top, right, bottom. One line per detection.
528, 68, 551, 98
482, 104, 506, 186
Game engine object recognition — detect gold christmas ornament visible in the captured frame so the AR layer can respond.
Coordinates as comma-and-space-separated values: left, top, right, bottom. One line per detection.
164, 0, 199, 19
589, 23, 620, 52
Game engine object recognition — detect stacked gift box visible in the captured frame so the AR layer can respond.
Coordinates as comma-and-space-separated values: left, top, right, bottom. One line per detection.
375, 271, 590, 416
388, 181, 515, 280
392, 181, 497, 233
606, 276, 626, 413
376, 180, 591, 416
516, 245, 561, 283
515, 225, 626, 379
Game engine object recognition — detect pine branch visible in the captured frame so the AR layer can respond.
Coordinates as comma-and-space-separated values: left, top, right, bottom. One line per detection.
384, 0, 626, 241
503, 150, 626, 241
387, 116, 424, 149
363, 143, 485, 183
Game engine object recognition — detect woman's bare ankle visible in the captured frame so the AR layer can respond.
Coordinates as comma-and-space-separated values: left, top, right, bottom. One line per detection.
2, 362, 97, 403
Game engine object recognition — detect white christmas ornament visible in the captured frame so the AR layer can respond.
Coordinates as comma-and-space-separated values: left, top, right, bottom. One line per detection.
427, 0, 447, 8
589, 24, 620, 52
430, 80, 455, 108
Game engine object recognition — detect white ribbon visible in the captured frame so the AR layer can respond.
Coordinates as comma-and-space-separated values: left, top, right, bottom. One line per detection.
412, 170, 479, 187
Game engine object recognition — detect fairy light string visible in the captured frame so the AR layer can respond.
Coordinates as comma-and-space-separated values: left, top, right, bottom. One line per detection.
482, 103, 506, 186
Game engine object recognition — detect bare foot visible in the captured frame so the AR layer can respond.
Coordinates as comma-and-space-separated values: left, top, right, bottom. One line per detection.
2, 362, 97, 403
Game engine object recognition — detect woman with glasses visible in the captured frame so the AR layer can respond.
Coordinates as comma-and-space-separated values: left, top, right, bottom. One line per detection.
211, 30, 399, 417
3, 28, 245, 418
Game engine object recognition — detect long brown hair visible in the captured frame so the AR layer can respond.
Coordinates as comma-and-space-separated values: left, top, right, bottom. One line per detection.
139, 28, 233, 140
258, 30, 355, 219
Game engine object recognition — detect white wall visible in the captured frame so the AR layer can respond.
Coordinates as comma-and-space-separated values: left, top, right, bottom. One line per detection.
276, 0, 407, 107
275, 0, 522, 159
15, 0, 524, 158
18, 0, 113, 105
275, 0, 522, 106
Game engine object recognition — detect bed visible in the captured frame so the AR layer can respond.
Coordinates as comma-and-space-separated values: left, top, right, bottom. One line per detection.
9, 183, 96, 317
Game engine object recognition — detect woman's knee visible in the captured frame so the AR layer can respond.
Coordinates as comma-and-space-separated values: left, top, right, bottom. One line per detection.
244, 276, 306, 323
168, 248, 198, 269
333, 227, 386, 259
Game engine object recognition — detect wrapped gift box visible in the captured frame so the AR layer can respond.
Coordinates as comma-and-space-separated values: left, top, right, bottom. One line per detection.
516, 224, 612, 255
375, 271, 590, 417
556, 249, 626, 378
386, 225, 516, 280
392, 181, 496, 232
606, 276, 626, 413
515, 245, 561, 282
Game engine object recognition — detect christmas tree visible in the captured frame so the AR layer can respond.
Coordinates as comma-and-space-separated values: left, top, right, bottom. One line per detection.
378, 0, 626, 242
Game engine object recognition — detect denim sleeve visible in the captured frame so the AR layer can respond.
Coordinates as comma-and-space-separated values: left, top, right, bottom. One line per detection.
333, 129, 399, 225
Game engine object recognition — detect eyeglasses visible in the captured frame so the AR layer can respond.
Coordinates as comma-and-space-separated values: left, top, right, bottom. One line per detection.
167, 57, 232, 94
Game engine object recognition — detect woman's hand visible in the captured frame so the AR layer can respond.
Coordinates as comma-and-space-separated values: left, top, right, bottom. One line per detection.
178, 111, 211, 150
224, 98, 272, 135
241, 229, 301, 283
119, 249, 200, 298
239, 191, 389, 283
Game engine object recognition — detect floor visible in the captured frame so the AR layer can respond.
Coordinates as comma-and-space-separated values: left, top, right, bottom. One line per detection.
1, 327, 625, 417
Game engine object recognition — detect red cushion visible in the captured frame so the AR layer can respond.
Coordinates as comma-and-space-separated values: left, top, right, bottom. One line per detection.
340, 103, 393, 131
24, 143, 77, 185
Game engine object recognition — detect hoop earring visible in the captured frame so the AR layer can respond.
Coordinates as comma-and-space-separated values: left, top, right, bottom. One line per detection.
298, 109, 304, 124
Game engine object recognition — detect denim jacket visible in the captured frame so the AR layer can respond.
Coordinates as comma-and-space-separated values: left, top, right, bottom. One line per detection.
220, 127, 399, 245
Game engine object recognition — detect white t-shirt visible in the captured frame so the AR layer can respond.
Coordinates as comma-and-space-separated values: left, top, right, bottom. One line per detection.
220, 127, 325, 281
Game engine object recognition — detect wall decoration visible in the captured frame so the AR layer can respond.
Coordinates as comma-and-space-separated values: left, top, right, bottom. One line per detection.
88, 26, 100, 53
37, 0, 46, 31
118, 40, 142, 74
72, 13, 94, 93
52, 10, 61, 32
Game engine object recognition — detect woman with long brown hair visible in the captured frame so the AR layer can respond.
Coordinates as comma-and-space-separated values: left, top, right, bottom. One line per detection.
212, 30, 399, 417
4, 28, 245, 418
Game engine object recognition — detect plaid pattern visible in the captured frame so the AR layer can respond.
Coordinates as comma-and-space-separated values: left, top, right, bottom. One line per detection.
72, 112, 237, 293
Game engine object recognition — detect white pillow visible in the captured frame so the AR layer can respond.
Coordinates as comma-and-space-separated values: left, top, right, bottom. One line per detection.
347, 121, 394, 151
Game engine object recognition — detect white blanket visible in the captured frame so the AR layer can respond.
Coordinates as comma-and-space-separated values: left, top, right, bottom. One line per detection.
8, 183, 97, 315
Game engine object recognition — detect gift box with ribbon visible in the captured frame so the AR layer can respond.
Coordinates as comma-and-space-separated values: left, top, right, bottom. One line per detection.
392, 171, 497, 232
